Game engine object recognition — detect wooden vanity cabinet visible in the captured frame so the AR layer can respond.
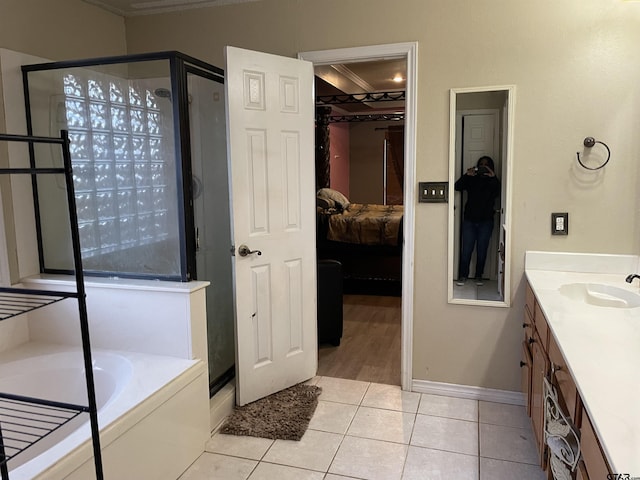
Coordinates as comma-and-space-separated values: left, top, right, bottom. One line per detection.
523, 280, 613, 480
576, 461, 589, 480
548, 333, 578, 423
530, 328, 550, 469
580, 411, 612, 480
523, 283, 550, 470
521, 285, 535, 416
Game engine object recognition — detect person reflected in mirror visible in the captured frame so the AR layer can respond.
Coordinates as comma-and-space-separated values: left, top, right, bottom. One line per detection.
454, 156, 500, 287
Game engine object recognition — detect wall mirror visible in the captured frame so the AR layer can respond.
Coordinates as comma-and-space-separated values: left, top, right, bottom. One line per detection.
447, 86, 515, 307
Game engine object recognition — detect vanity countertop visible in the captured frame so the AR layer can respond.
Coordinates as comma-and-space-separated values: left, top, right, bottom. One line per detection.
525, 251, 640, 477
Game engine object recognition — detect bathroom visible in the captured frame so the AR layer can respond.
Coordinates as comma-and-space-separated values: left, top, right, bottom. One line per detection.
0, 0, 639, 478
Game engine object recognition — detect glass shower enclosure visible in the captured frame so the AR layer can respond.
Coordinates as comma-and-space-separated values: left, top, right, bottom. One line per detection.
22, 51, 235, 396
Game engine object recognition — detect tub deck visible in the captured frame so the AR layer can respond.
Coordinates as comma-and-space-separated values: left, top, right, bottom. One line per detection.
0, 342, 208, 480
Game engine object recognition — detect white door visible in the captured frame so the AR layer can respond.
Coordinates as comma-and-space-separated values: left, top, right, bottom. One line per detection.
225, 46, 317, 406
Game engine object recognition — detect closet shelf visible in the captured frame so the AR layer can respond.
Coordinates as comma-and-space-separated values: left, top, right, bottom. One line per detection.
0, 288, 80, 322
0, 130, 103, 480
0, 392, 89, 468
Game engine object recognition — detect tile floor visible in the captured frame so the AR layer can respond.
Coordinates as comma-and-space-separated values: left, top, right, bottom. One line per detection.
179, 376, 546, 480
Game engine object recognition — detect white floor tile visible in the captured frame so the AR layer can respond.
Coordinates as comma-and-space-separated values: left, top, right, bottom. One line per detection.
347, 406, 415, 444
402, 445, 479, 480
479, 423, 539, 465
248, 462, 325, 480
308, 400, 358, 435
325, 475, 363, 480
262, 429, 342, 472
178, 452, 256, 480
479, 401, 530, 429
411, 414, 478, 456
480, 457, 546, 480
316, 376, 370, 405
362, 383, 421, 413
417, 393, 478, 422
181, 377, 546, 480
329, 436, 409, 480
205, 432, 273, 460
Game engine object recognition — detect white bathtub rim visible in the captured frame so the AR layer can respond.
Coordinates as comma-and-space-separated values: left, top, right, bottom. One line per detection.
0, 350, 133, 411
32, 361, 206, 480
2, 342, 203, 480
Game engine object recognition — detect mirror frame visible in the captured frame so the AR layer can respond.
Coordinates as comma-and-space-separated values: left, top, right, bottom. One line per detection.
447, 85, 515, 307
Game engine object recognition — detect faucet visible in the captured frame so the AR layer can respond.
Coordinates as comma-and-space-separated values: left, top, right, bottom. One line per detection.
625, 274, 640, 284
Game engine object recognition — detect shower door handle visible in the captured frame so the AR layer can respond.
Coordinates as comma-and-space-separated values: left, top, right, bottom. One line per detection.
238, 244, 262, 257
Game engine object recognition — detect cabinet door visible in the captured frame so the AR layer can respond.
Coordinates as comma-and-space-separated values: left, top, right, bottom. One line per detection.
530, 329, 549, 470
521, 341, 532, 416
581, 411, 611, 480
548, 333, 578, 422
525, 283, 535, 318
534, 302, 549, 353
576, 460, 589, 480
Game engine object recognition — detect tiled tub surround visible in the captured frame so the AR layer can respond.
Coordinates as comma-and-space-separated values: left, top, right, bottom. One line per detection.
525, 251, 640, 477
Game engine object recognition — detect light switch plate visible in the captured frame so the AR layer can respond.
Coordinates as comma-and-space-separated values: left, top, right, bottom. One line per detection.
419, 182, 448, 203
551, 212, 569, 235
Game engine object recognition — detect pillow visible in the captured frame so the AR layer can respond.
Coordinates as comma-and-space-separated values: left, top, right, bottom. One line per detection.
317, 188, 350, 211
316, 196, 334, 210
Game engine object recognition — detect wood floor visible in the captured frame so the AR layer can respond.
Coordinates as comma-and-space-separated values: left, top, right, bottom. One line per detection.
317, 294, 402, 386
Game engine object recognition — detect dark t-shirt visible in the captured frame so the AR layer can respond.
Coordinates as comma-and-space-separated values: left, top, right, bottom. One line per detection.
454, 173, 500, 222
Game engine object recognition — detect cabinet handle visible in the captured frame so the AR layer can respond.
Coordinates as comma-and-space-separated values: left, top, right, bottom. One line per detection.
522, 322, 530, 328
528, 337, 535, 344
551, 362, 562, 375
519, 361, 527, 368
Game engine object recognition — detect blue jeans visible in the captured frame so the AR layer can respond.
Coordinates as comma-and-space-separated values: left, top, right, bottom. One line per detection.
459, 220, 494, 279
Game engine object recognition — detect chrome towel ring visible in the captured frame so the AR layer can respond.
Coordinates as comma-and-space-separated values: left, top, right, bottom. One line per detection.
576, 137, 610, 170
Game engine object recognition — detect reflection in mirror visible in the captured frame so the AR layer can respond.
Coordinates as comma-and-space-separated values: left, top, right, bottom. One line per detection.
448, 86, 514, 306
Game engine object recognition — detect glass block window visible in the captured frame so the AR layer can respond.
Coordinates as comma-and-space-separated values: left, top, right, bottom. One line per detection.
62, 72, 175, 263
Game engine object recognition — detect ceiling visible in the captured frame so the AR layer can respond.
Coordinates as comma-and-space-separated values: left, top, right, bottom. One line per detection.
82, 0, 259, 16
315, 59, 407, 115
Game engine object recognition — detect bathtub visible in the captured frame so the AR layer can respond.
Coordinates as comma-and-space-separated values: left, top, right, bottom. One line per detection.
0, 342, 209, 480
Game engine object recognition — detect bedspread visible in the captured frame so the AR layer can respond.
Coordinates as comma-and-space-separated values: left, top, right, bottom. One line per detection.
326, 203, 403, 246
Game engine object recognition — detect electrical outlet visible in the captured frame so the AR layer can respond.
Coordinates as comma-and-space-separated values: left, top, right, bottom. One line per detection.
551, 212, 569, 235
418, 182, 448, 203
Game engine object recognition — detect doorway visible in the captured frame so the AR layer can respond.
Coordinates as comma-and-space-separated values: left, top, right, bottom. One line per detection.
299, 43, 417, 390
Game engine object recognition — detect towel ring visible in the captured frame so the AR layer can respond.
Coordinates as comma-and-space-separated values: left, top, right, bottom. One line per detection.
576, 137, 610, 170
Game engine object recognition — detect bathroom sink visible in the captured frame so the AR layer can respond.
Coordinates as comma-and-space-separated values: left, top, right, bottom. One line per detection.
559, 283, 640, 309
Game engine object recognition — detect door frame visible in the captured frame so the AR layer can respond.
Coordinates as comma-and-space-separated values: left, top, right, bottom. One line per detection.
298, 42, 417, 391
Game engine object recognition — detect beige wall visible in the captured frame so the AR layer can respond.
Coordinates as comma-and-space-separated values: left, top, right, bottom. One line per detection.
0, 0, 126, 60
126, 0, 640, 392
2, 0, 638, 392
0, 0, 126, 277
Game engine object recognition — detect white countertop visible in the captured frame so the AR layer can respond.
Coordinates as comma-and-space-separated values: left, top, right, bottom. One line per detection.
525, 251, 640, 477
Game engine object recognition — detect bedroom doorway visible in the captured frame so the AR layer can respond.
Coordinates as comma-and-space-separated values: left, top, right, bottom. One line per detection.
299, 43, 417, 390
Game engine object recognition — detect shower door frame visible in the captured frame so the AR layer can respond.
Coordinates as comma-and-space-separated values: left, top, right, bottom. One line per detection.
21, 51, 224, 282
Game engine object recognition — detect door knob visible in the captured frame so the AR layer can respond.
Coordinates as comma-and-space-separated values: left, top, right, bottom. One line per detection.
238, 244, 262, 257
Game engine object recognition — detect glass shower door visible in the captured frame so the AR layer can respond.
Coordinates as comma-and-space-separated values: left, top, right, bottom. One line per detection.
187, 71, 235, 393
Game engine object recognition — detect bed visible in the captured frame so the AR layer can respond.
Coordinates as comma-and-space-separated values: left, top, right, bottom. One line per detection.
316, 189, 403, 296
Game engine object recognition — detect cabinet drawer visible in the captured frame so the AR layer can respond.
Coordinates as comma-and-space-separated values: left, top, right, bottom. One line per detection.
581, 411, 611, 480
548, 334, 578, 421
523, 308, 534, 345
525, 283, 535, 318
533, 302, 549, 352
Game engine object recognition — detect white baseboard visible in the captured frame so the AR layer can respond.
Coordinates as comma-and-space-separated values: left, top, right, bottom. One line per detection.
412, 379, 525, 406
209, 381, 236, 433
